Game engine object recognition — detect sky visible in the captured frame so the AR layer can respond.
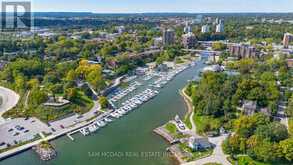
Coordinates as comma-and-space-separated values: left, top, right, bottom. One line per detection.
30, 0, 293, 13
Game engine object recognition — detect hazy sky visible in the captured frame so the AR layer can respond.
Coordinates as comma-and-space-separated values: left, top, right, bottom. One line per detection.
31, 0, 293, 13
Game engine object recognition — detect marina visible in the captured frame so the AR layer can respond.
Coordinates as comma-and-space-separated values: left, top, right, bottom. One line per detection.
0, 59, 207, 165
64, 63, 191, 138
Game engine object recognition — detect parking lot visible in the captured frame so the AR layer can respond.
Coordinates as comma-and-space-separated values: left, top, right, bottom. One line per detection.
0, 118, 52, 150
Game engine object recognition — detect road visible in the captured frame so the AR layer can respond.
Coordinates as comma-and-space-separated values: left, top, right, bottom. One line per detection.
0, 87, 20, 123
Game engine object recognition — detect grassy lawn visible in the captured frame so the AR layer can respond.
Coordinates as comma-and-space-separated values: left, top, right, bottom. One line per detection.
184, 113, 192, 129
193, 114, 222, 135
164, 122, 189, 139
165, 123, 177, 134
228, 156, 292, 165
3, 90, 94, 122
179, 143, 213, 161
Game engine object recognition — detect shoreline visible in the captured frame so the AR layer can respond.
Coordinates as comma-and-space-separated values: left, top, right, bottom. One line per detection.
154, 87, 195, 165
0, 110, 112, 160
179, 87, 194, 116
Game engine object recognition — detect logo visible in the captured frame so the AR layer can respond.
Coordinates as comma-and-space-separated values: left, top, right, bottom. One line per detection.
1, 1, 32, 32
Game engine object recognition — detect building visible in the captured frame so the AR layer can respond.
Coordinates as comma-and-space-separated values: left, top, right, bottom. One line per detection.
163, 28, 175, 46
153, 37, 163, 47
287, 59, 293, 68
201, 25, 209, 33
283, 33, 293, 49
184, 22, 192, 33
202, 65, 224, 73
116, 26, 125, 34
216, 23, 224, 33
228, 44, 258, 59
182, 32, 197, 49
135, 67, 148, 76
242, 100, 257, 116
188, 137, 212, 151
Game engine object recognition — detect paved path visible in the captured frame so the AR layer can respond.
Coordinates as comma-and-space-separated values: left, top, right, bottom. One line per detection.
0, 87, 20, 123
183, 135, 231, 165
190, 112, 196, 133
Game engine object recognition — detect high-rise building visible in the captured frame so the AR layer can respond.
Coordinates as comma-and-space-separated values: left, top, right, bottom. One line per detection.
201, 25, 209, 33
216, 23, 224, 33
228, 44, 258, 59
184, 22, 192, 34
182, 32, 197, 49
283, 33, 293, 48
163, 28, 175, 46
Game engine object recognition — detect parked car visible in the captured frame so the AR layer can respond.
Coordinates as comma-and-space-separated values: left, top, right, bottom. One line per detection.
13, 132, 20, 136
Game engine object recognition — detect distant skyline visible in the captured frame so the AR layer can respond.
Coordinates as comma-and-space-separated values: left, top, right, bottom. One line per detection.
31, 0, 293, 13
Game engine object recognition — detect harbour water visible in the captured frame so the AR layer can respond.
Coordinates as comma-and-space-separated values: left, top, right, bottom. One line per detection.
0, 59, 206, 165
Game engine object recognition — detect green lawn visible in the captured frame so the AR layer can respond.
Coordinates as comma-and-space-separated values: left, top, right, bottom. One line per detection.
165, 123, 177, 134
193, 115, 221, 135
184, 113, 192, 129
179, 143, 213, 161
3, 90, 94, 122
164, 122, 189, 139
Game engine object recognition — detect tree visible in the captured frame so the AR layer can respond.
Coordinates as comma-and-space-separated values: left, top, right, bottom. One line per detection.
237, 58, 255, 74
65, 88, 78, 101
246, 136, 278, 162
15, 75, 26, 91
27, 78, 39, 89
255, 122, 288, 142
99, 96, 109, 109
212, 42, 227, 51
279, 138, 293, 161
29, 88, 48, 106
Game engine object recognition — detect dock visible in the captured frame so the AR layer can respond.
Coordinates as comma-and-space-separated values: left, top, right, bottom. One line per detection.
167, 144, 191, 164
66, 133, 74, 141
153, 125, 179, 145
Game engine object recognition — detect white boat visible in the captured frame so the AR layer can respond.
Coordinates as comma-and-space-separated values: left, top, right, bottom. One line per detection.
105, 118, 112, 122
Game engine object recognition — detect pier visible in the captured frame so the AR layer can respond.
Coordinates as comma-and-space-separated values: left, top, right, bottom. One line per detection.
153, 125, 179, 145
